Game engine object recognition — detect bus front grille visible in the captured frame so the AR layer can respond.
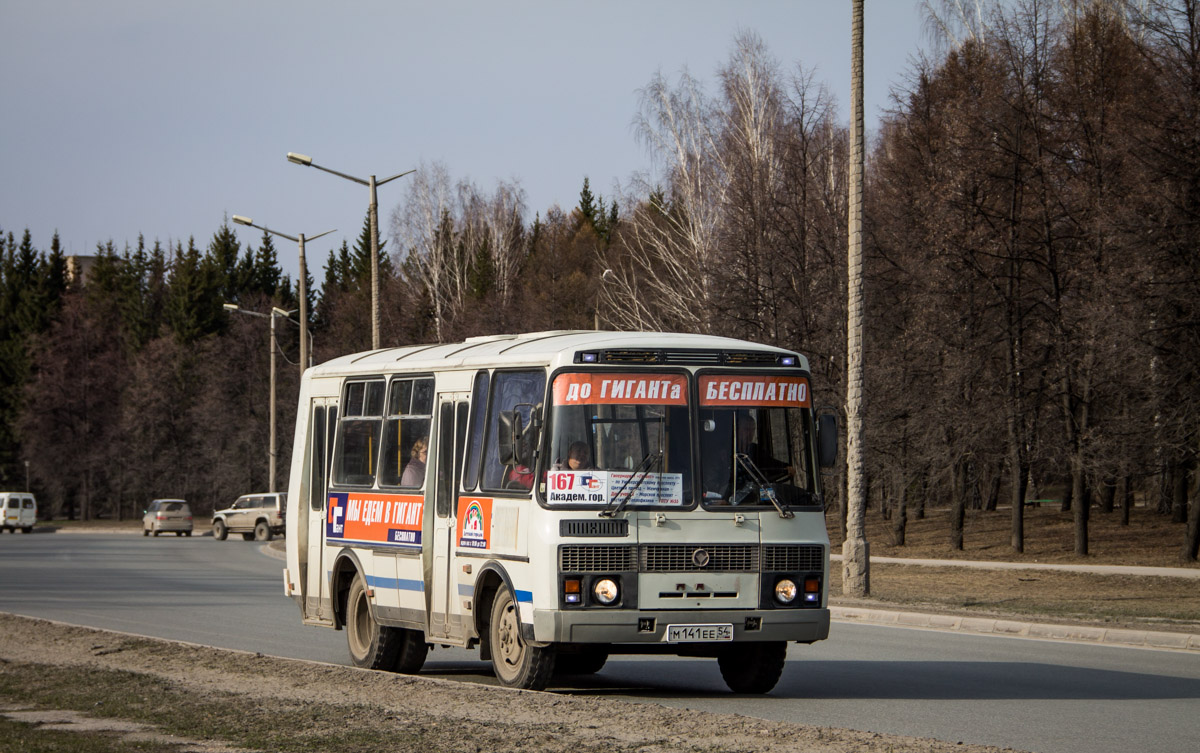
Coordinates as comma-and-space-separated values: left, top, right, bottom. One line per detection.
762, 545, 825, 571
559, 544, 825, 573
640, 544, 760, 572
560, 545, 637, 572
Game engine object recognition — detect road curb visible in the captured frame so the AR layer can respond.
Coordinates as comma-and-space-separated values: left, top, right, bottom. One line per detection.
830, 605, 1200, 651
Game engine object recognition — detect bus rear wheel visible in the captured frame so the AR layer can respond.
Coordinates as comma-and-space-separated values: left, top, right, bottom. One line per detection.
717, 641, 787, 694
345, 572, 400, 670
488, 585, 554, 690
390, 629, 428, 674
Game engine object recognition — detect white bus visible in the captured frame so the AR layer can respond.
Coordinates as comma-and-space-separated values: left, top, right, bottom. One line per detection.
283, 331, 837, 692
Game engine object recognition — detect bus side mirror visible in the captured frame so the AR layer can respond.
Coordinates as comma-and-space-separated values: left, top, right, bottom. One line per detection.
498, 410, 520, 465
817, 413, 838, 468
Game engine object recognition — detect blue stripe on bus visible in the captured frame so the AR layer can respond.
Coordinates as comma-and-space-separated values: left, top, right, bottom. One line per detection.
366, 575, 425, 593
515, 590, 533, 603
458, 583, 475, 597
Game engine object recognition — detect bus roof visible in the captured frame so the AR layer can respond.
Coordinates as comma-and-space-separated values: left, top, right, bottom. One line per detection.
307, 331, 809, 378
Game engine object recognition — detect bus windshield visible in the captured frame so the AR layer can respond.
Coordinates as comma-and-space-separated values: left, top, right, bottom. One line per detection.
697, 373, 817, 510
543, 372, 692, 508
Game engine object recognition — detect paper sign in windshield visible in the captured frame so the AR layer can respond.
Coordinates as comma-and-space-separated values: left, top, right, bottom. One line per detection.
554, 373, 687, 406
547, 470, 684, 506
327, 491, 423, 548
699, 375, 810, 408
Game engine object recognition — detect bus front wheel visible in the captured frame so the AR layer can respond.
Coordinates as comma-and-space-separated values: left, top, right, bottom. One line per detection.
717, 641, 787, 694
345, 572, 400, 670
488, 585, 554, 690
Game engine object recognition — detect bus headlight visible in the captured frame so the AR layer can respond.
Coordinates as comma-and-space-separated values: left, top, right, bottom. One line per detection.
592, 578, 619, 605
774, 578, 798, 604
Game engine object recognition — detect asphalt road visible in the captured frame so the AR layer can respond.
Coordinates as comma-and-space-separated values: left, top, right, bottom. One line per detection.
2, 532, 1198, 753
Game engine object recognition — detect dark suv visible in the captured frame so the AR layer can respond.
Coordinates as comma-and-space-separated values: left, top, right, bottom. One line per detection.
211, 493, 285, 541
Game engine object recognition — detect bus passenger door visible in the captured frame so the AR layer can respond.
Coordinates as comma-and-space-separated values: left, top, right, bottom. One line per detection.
430, 394, 468, 640
304, 398, 338, 625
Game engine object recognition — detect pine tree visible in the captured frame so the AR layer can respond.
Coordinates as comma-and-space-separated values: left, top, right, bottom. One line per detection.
207, 219, 243, 303
578, 177, 599, 229
167, 238, 223, 343
350, 212, 390, 290
252, 230, 282, 299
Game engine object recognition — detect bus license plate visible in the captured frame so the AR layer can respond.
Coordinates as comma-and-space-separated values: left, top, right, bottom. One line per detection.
665, 623, 734, 643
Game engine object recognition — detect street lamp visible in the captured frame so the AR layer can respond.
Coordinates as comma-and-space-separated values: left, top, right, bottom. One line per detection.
224, 303, 300, 493
595, 268, 614, 330
231, 214, 334, 373
287, 151, 414, 350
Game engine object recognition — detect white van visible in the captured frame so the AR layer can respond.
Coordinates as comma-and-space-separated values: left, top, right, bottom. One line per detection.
0, 492, 37, 533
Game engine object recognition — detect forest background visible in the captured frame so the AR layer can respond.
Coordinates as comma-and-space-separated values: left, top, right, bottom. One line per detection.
1, 0, 1197, 560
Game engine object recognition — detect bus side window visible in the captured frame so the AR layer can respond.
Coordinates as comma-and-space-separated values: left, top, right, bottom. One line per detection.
380, 377, 434, 488
481, 370, 546, 493
333, 380, 385, 487
462, 370, 490, 491
436, 402, 455, 517
309, 406, 326, 511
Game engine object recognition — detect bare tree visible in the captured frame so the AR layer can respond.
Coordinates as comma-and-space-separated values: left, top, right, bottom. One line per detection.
603, 69, 726, 333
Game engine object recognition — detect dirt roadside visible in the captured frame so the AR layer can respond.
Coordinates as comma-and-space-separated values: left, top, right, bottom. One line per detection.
0, 613, 1025, 753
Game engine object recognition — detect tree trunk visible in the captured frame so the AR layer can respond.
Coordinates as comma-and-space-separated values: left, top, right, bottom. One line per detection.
1171, 463, 1189, 523
1073, 466, 1089, 556
985, 467, 1000, 512
892, 471, 908, 547
915, 471, 927, 520
1185, 464, 1199, 562
951, 461, 966, 551
1121, 475, 1133, 526
1008, 435, 1026, 553
1100, 477, 1116, 514
1008, 455, 1027, 549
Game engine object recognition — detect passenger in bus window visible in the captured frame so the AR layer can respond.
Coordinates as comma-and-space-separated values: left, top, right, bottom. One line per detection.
554, 441, 592, 471
565, 441, 592, 470
508, 467, 533, 489
400, 437, 428, 487
735, 412, 759, 458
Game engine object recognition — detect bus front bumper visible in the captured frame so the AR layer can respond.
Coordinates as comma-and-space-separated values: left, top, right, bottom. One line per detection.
532, 607, 830, 645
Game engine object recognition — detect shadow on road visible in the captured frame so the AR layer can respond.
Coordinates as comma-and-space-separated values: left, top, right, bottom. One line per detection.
554, 659, 1200, 701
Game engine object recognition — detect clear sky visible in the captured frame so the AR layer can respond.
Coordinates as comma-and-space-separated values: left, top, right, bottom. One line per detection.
1, 0, 932, 281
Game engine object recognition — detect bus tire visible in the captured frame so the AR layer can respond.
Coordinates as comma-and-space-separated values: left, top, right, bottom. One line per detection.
390, 629, 428, 674
255, 521, 272, 541
717, 641, 787, 694
488, 585, 554, 690
212, 520, 228, 540
555, 647, 608, 676
345, 572, 400, 670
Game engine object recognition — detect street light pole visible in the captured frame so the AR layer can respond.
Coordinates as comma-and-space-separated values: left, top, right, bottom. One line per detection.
231, 215, 333, 374
224, 304, 298, 493
287, 152, 414, 350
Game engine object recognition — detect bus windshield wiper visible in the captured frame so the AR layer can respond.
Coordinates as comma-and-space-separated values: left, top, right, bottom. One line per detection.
735, 453, 795, 519
600, 451, 662, 518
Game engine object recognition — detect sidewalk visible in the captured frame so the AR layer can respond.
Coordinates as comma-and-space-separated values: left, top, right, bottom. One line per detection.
829, 554, 1200, 651
829, 603, 1200, 651
830, 553, 1200, 579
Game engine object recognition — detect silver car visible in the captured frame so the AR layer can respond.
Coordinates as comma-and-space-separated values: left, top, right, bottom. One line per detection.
142, 499, 193, 537
211, 493, 285, 541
